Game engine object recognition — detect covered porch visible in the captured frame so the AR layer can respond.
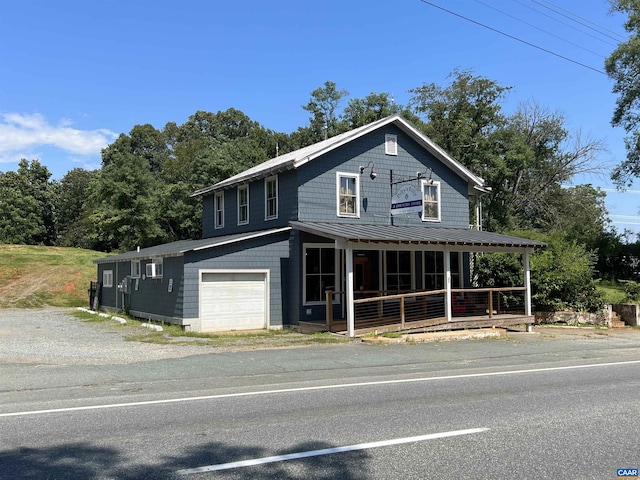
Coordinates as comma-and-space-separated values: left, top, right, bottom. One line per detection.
291, 221, 545, 338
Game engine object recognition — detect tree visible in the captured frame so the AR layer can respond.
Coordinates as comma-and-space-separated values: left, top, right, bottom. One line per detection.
302, 81, 348, 141
341, 92, 422, 130
55, 168, 96, 247
605, 0, 640, 186
0, 159, 55, 245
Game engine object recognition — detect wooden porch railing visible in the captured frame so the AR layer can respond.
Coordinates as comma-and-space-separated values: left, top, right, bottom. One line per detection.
325, 287, 528, 331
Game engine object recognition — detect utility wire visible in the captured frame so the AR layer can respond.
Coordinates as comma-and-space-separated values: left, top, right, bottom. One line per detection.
533, 0, 626, 42
418, 0, 606, 75
510, 0, 620, 48
475, 0, 605, 58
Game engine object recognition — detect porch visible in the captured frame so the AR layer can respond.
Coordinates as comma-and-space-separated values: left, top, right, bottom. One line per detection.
299, 287, 533, 336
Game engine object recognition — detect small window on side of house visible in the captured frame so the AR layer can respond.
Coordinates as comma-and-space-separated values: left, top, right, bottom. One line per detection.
385, 134, 398, 155
265, 175, 278, 220
215, 191, 224, 229
238, 185, 249, 225
131, 260, 141, 279
103, 270, 113, 288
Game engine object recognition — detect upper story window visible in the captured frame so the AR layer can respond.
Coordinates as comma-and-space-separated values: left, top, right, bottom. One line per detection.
131, 260, 141, 279
215, 191, 224, 229
237, 185, 249, 225
336, 172, 360, 218
103, 270, 113, 288
265, 175, 278, 220
385, 134, 398, 155
421, 180, 441, 222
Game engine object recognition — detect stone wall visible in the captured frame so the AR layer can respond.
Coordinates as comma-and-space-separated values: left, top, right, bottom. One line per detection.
534, 306, 612, 327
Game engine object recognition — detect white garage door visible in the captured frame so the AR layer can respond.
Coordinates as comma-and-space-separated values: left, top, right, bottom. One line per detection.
200, 272, 268, 331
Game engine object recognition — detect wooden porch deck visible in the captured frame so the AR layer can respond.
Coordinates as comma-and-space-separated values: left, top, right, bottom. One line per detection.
298, 313, 534, 336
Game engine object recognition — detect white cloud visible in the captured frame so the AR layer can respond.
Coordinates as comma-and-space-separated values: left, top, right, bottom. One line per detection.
0, 113, 117, 160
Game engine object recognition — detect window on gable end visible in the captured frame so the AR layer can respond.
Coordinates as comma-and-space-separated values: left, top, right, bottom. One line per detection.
336, 172, 360, 218
265, 175, 278, 220
385, 134, 398, 155
421, 180, 441, 222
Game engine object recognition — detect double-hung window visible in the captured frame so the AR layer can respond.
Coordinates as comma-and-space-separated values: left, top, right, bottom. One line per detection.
265, 175, 278, 220
103, 270, 113, 288
424, 251, 444, 290
304, 244, 336, 304
215, 191, 224, 229
237, 185, 249, 225
336, 172, 359, 218
131, 260, 141, 279
421, 180, 441, 222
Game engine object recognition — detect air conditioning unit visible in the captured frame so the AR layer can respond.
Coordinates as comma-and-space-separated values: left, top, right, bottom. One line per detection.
146, 262, 163, 278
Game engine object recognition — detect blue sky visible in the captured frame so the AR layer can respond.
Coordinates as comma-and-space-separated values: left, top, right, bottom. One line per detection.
1, 0, 638, 234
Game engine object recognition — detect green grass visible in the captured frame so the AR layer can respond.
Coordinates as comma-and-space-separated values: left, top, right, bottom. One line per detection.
0, 245, 104, 308
595, 279, 629, 304
71, 310, 349, 348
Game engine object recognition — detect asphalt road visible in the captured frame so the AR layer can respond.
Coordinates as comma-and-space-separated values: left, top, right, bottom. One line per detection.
1, 310, 640, 479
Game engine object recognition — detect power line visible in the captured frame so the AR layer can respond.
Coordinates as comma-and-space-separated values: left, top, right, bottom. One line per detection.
418, 0, 606, 75
510, 0, 620, 48
533, 0, 626, 43
475, 0, 605, 59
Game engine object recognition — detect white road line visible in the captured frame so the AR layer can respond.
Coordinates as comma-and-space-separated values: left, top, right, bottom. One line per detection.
176, 428, 489, 474
2, 359, 640, 418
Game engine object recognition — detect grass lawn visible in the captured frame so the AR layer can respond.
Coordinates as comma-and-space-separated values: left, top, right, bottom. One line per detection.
0, 245, 103, 308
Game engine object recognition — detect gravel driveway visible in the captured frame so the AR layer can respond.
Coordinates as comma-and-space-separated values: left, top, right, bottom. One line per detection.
0, 308, 211, 366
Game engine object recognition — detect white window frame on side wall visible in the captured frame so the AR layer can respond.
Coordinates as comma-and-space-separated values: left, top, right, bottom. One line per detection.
103, 270, 113, 288
215, 191, 224, 229
237, 185, 249, 225
265, 175, 278, 220
131, 260, 141, 279
336, 172, 360, 218
421, 179, 441, 222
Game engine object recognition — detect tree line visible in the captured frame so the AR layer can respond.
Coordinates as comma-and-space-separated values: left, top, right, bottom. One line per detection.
2, 68, 640, 307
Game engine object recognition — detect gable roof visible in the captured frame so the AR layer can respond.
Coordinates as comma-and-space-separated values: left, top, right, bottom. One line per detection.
191, 115, 486, 197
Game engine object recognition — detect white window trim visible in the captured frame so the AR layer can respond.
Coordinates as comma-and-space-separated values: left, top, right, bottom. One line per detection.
336, 172, 360, 218
103, 270, 113, 288
385, 134, 398, 155
303, 243, 340, 306
215, 191, 224, 229
421, 179, 441, 222
237, 185, 249, 225
264, 175, 278, 221
131, 260, 141, 279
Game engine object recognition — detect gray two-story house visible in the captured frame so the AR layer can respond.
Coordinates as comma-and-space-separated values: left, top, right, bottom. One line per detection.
95, 115, 544, 336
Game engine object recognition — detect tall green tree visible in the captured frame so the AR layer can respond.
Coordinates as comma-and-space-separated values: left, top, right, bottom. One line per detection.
55, 168, 96, 247
605, 0, 640, 186
302, 80, 348, 141
0, 159, 55, 245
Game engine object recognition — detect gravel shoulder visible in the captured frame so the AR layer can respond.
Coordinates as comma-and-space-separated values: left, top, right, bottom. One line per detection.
0, 308, 214, 366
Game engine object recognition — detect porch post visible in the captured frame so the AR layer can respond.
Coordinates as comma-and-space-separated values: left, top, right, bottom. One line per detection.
346, 243, 355, 338
445, 249, 452, 321
524, 249, 532, 316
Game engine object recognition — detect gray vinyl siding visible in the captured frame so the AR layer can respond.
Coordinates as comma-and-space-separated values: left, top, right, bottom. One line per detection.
183, 231, 291, 328
97, 261, 130, 310
297, 126, 470, 228
201, 171, 298, 239
127, 256, 185, 322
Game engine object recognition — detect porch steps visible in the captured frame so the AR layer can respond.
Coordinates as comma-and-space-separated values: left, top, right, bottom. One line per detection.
611, 311, 626, 328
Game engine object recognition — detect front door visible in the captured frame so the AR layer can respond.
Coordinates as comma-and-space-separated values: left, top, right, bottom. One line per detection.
354, 256, 371, 292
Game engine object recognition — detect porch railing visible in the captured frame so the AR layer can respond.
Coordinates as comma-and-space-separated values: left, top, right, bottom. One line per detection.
325, 287, 527, 330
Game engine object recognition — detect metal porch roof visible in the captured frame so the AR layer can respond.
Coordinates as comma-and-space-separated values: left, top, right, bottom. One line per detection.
290, 222, 546, 250
93, 227, 292, 264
